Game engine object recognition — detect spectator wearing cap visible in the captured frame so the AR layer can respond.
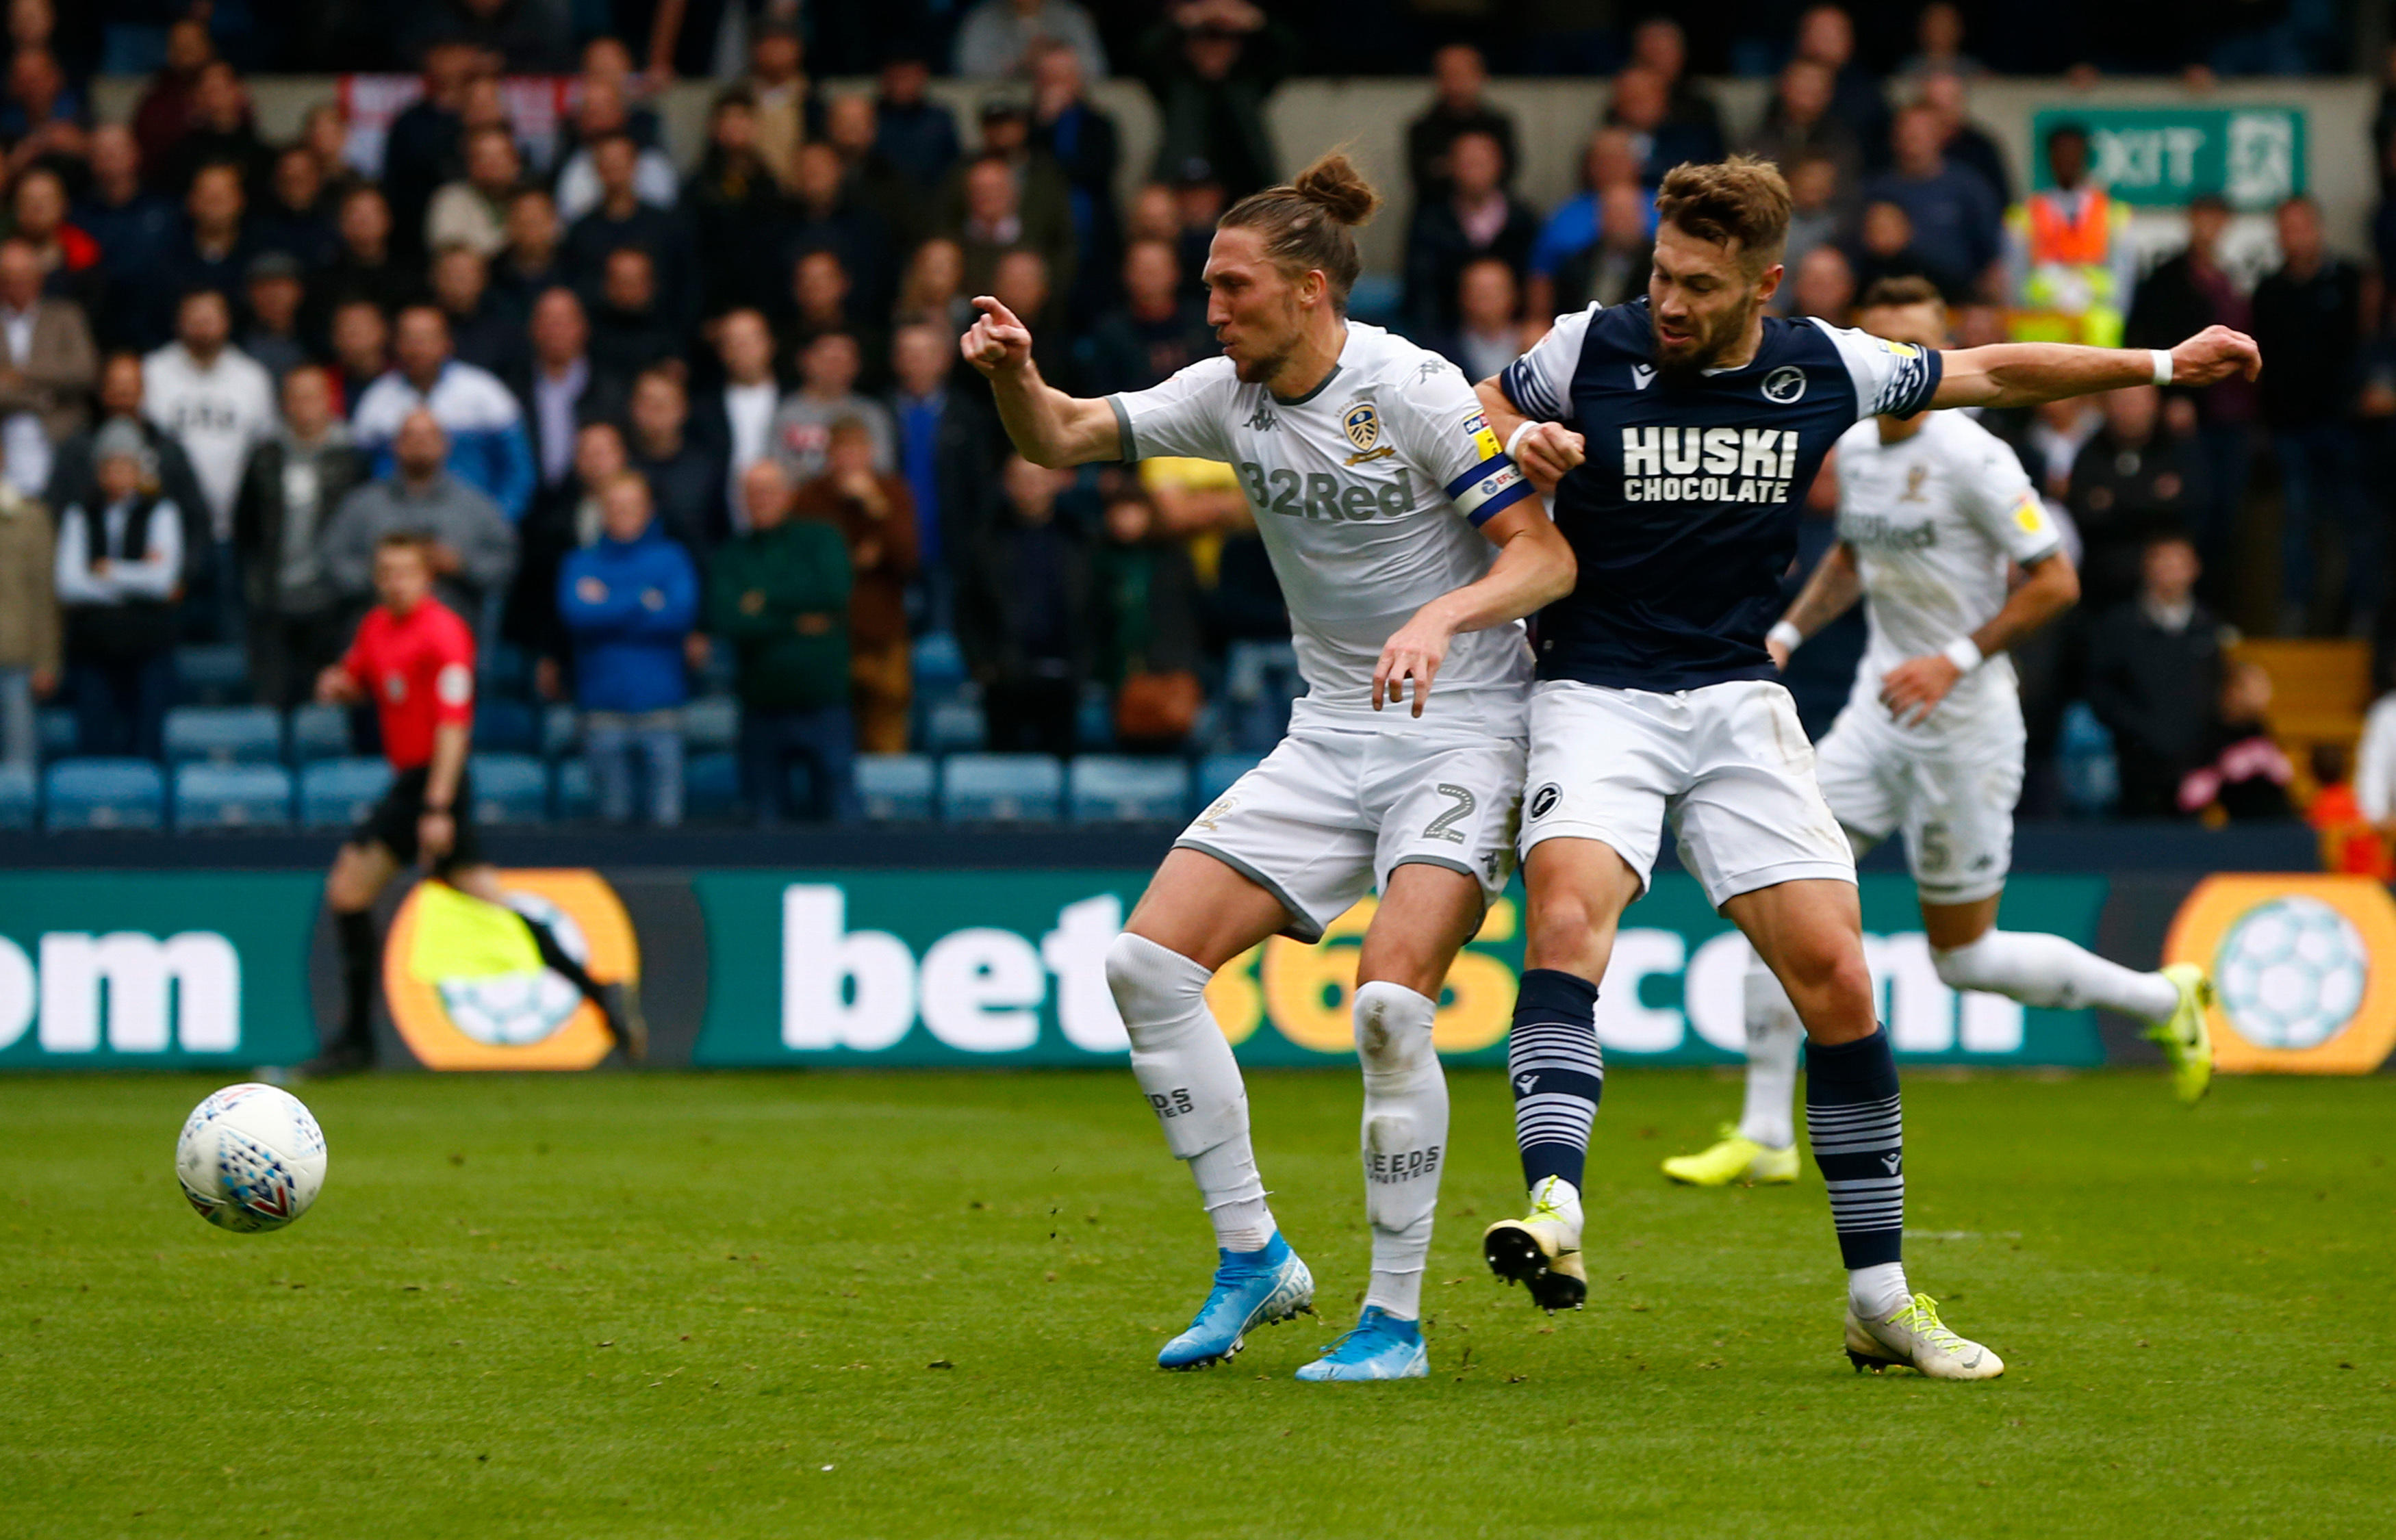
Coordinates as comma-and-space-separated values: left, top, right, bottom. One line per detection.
792, 415, 917, 754
739, 15, 821, 190
871, 55, 961, 193
1136, 0, 1299, 202
0, 452, 56, 771
711, 457, 858, 824
55, 419, 182, 761
1403, 128, 1538, 335
430, 242, 523, 378
0, 234, 95, 500
955, 0, 1109, 80
559, 470, 698, 827
322, 407, 517, 625
1405, 43, 1517, 207
233, 365, 366, 708
772, 332, 895, 486
353, 304, 535, 524
251, 144, 342, 273
426, 124, 525, 261
563, 131, 698, 333
142, 289, 277, 629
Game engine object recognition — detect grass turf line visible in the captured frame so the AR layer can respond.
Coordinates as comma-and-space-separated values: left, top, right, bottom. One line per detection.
3, 1069, 2391, 1539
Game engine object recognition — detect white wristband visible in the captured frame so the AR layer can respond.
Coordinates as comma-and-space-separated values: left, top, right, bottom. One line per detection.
2150, 348, 2174, 387
1505, 421, 1537, 460
1941, 636, 1985, 673
1767, 621, 1803, 653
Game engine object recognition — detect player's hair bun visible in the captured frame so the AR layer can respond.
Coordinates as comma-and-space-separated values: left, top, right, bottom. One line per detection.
1291, 153, 1380, 228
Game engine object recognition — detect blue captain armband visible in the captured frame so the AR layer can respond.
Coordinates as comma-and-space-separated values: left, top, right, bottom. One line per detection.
1446, 457, 1536, 526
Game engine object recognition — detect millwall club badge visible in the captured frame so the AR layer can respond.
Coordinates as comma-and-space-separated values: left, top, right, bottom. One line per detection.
1761, 365, 1807, 404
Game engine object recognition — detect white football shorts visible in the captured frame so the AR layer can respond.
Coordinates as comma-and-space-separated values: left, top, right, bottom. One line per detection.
1519, 678, 1855, 909
1175, 721, 1526, 942
1812, 679, 2027, 906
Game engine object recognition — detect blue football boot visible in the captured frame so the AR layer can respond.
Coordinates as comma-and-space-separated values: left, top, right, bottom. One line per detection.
1293, 1305, 1429, 1382
1156, 1233, 1314, 1370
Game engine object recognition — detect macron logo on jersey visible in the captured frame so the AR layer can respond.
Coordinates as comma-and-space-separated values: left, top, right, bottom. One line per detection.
1619, 426, 1801, 505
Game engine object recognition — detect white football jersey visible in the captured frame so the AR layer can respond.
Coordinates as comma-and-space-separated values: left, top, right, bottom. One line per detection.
1834, 411, 2063, 721
1110, 322, 1538, 731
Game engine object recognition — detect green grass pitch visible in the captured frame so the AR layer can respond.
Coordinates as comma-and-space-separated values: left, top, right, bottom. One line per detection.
4, 1068, 2392, 1538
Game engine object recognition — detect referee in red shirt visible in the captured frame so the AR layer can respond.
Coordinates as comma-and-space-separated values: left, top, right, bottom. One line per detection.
305, 530, 641, 1073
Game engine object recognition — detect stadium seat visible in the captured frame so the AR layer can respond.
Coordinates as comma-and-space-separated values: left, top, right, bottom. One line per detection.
1070, 756, 1191, 822
288, 702, 356, 763
683, 695, 741, 754
299, 758, 393, 829
173, 762, 294, 830
923, 697, 986, 754
942, 754, 1063, 821
1197, 752, 1265, 806
552, 758, 596, 820
541, 703, 579, 759
36, 706, 75, 760
164, 704, 283, 765
858, 754, 936, 820
43, 758, 166, 830
468, 753, 549, 824
173, 643, 251, 704
912, 632, 967, 693
475, 698, 540, 754
686, 751, 741, 820
0, 765, 33, 828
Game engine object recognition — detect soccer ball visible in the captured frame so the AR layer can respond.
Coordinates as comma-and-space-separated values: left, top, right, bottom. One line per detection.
175, 1083, 329, 1233
2213, 896, 2369, 1051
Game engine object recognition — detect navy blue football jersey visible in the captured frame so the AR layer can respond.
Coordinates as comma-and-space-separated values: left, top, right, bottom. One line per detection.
1500, 298, 1942, 691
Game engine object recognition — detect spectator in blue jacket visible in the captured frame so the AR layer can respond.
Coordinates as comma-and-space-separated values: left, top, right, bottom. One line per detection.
559, 471, 699, 825
352, 305, 538, 524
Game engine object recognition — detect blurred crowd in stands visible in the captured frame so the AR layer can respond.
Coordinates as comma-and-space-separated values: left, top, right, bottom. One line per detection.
0, 0, 2391, 836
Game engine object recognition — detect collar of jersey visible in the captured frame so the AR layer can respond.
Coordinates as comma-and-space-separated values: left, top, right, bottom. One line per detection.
1269, 359, 1343, 407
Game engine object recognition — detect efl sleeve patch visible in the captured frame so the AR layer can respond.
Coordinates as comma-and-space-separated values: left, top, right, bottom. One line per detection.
1444, 457, 1535, 526
435, 663, 475, 710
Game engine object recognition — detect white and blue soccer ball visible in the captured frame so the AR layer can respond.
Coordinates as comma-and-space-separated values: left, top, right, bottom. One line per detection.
2213, 896, 2369, 1051
175, 1083, 328, 1233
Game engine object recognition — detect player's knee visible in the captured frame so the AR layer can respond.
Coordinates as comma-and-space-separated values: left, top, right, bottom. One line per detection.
1781, 938, 1874, 1015
1104, 930, 1205, 1031
1524, 897, 1602, 974
1353, 980, 1434, 1074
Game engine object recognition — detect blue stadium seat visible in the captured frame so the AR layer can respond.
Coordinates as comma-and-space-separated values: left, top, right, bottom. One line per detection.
552, 758, 596, 819
299, 758, 392, 829
43, 758, 166, 830
36, 706, 75, 760
1070, 756, 1192, 822
912, 632, 967, 693
1196, 752, 1265, 807
173, 763, 294, 830
174, 643, 251, 704
942, 754, 1063, 821
0, 765, 34, 828
164, 704, 283, 765
468, 753, 549, 824
683, 695, 741, 754
475, 697, 539, 754
923, 697, 986, 754
541, 703, 579, 759
858, 754, 936, 820
288, 702, 355, 763
686, 751, 741, 820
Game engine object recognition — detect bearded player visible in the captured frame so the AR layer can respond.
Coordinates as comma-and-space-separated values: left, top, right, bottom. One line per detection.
1470, 157, 2256, 1378
961, 153, 1574, 1381
1663, 274, 2213, 1193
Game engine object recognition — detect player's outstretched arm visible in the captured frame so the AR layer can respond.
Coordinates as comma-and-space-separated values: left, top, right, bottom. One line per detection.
1879, 550, 2079, 724
1929, 324, 2260, 411
960, 296, 1125, 467
1472, 378, 1585, 491
1768, 539, 1863, 669
1374, 499, 1577, 717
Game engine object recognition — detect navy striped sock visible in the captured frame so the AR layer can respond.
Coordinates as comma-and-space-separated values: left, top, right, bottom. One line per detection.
1806, 1028, 1904, 1270
1508, 968, 1603, 1192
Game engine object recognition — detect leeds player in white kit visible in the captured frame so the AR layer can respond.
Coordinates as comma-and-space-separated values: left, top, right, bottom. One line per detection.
960, 154, 1573, 1382
1664, 279, 2215, 1191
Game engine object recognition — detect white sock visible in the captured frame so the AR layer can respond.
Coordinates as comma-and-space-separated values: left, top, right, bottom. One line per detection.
1933, 930, 2180, 1021
1849, 1261, 1912, 1320
1738, 953, 1802, 1150
1528, 1175, 1583, 1240
1353, 981, 1445, 1321
1105, 932, 1275, 1253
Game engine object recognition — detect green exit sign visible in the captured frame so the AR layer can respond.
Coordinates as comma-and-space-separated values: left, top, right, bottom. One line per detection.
2030, 106, 2306, 209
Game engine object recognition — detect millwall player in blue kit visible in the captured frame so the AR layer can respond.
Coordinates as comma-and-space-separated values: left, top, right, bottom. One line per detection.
1472, 157, 2258, 1378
